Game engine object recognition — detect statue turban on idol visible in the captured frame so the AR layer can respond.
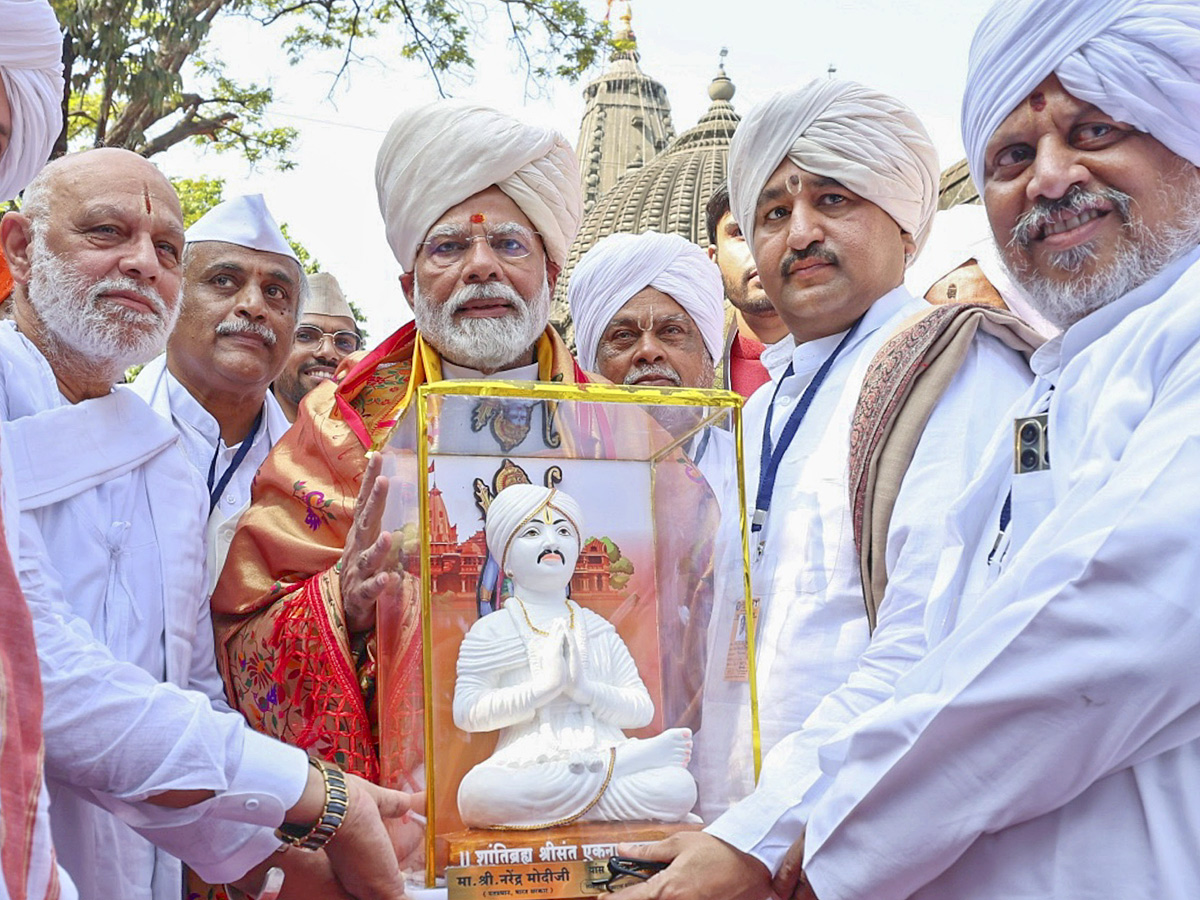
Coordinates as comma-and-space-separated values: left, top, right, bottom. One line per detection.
454, 484, 698, 828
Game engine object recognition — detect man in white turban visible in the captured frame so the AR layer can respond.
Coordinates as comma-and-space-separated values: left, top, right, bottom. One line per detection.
764, 2, 1200, 899
616, 79, 1035, 900
211, 100, 587, 799
0, 0, 61, 203
569, 231, 724, 388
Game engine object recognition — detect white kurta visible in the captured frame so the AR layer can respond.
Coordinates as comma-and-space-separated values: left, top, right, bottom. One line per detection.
0, 323, 307, 900
804, 244, 1200, 900
130, 354, 292, 595
694, 287, 1032, 841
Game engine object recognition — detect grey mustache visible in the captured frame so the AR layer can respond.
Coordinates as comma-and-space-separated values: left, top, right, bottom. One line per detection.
216, 319, 277, 346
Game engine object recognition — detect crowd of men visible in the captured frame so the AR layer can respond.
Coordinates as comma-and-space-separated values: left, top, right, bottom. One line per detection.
2, 0, 1200, 898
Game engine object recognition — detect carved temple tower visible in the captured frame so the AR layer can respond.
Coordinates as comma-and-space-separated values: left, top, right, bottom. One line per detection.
576, 1, 675, 212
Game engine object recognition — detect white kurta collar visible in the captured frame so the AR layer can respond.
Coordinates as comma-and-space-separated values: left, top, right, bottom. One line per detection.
1029, 243, 1200, 379
787, 284, 917, 377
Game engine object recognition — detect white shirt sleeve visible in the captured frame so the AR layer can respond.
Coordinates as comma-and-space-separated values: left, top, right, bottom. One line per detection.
802, 343, 1200, 900
706, 335, 1032, 873
18, 508, 308, 883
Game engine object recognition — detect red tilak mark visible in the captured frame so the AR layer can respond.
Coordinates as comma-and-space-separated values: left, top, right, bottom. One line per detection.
143, 185, 152, 214
470, 213, 485, 224
1030, 92, 1046, 112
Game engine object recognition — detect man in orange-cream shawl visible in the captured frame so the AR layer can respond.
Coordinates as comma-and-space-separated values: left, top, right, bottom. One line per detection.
211, 100, 587, 798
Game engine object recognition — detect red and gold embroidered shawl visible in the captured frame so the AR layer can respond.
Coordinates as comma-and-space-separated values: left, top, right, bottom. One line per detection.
211, 322, 587, 784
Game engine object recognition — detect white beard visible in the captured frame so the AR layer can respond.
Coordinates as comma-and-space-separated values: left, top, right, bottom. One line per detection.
413, 272, 551, 372
27, 228, 181, 379
1000, 175, 1200, 329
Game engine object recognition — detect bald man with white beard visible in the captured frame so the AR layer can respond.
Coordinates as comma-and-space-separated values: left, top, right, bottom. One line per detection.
0, 148, 412, 900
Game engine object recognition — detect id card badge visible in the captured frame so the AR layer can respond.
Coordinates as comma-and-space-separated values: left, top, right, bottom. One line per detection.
724, 597, 760, 682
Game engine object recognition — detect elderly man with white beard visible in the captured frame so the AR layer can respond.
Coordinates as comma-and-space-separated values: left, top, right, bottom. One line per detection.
211, 99, 586, 793
0, 147, 415, 900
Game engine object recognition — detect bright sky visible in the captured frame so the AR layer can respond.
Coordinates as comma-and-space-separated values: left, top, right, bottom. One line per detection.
157, 0, 999, 340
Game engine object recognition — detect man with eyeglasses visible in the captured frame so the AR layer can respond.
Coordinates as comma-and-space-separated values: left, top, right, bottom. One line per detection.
272, 271, 362, 422
211, 100, 585, 810
131, 193, 302, 597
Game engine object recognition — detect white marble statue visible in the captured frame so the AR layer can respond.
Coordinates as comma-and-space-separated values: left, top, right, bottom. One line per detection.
454, 484, 698, 828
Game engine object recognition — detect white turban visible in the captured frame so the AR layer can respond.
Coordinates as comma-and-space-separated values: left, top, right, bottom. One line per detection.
963, 0, 1200, 192
485, 484, 584, 572
568, 231, 725, 371
727, 79, 940, 260
0, 0, 63, 202
375, 100, 583, 272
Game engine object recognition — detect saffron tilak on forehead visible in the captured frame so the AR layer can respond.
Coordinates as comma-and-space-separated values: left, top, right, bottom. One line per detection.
470, 213, 486, 224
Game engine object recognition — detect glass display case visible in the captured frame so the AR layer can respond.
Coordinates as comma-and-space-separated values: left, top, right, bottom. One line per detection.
375, 380, 759, 894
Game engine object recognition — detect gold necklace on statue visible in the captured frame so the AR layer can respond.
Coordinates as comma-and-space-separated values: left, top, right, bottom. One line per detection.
514, 597, 575, 636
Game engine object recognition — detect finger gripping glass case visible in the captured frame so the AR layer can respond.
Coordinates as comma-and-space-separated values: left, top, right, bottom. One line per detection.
375, 380, 759, 893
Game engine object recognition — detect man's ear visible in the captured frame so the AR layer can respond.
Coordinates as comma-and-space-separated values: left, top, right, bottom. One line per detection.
900, 230, 918, 269
707, 244, 717, 262
545, 259, 562, 294
400, 271, 415, 310
1, 213, 35, 284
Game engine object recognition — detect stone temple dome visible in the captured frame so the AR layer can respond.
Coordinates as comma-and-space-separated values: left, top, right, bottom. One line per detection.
576, 2, 674, 210
553, 61, 741, 341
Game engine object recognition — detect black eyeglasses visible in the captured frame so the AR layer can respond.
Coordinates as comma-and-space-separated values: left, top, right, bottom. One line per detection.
587, 857, 668, 893
294, 324, 361, 354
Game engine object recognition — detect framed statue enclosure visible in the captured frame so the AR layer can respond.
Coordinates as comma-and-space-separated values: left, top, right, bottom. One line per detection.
375, 380, 760, 895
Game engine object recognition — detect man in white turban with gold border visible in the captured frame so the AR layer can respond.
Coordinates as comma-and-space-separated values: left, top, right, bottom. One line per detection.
212, 100, 587, 794
615, 77, 1033, 900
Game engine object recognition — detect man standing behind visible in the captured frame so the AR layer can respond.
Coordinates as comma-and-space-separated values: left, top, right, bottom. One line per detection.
131, 194, 298, 594
272, 272, 362, 422
212, 100, 584, 789
705, 185, 790, 397
569, 230, 724, 389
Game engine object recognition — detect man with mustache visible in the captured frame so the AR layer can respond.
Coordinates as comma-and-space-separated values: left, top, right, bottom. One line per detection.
0, 147, 414, 900
131, 193, 301, 596
618, 79, 1035, 899
704, 184, 791, 398
211, 100, 586, 795
272, 272, 362, 422
568, 230, 725, 390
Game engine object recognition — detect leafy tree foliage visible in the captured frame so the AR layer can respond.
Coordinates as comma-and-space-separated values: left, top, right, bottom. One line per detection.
53, 0, 607, 166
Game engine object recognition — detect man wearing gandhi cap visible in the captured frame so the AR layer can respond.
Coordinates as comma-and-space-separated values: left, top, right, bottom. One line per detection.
569, 231, 724, 389
131, 193, 303, 597
615, 79, 1032, 900
765, 2, 1200, 899
212, 100, 586, 790
273, 272, 363, 422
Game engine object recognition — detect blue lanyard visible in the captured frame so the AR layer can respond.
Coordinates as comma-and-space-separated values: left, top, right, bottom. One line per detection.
207, 410, 263, 516
752, 317, 864, 539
